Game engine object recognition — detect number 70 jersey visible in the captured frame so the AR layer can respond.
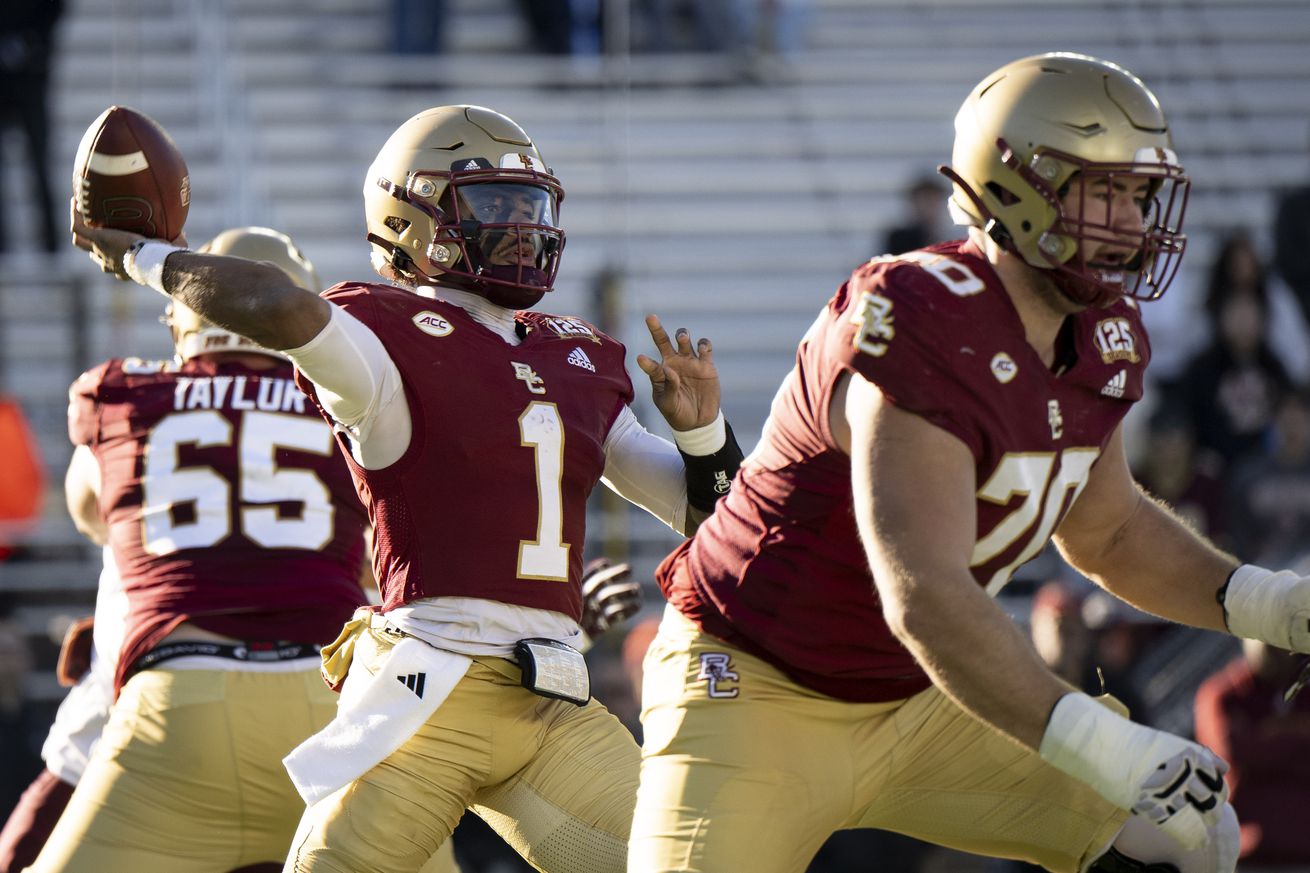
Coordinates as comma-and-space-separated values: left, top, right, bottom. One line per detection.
658, 240, 1151, 703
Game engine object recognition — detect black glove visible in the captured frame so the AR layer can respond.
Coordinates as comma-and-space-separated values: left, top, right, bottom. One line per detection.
580, 557, 642, 639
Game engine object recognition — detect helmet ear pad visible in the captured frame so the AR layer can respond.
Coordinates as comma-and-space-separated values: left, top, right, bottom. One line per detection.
364, 174, 463, 284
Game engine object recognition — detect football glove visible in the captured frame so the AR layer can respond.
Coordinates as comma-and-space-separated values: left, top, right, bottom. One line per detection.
56, 615, 95, 687
1040, 692, 1229, 852
1095, 801, 1239, 873
580, 557, 642, 639
1221, 564, 1310, 653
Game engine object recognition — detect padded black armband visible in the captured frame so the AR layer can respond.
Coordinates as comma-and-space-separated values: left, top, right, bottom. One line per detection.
679, 420, 744, 513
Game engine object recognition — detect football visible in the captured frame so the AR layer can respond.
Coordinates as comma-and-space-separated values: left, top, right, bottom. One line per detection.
73, 105, 190, 241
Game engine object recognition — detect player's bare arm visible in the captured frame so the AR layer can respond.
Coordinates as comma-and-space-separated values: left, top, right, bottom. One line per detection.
63, 445, 106, 546
70, 206, 329, 350
842, 371, 1232, 854
1053, 425, 1238, 632
840, 371, 1070, 749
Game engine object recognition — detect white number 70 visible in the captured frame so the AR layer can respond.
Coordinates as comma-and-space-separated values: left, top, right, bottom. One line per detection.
971, 448, 1100, 594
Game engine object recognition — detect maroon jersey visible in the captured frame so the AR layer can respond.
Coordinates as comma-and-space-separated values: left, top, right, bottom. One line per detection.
297, 283, 634, 618
660, 240, 1151, 702
68, 357, 368, 694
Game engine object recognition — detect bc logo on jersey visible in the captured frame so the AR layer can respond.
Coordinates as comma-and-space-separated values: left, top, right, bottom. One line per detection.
698, 652, 740, 699
851, 292, 895, 358
512, 362, 547, 394
1047, 400, 1064, 440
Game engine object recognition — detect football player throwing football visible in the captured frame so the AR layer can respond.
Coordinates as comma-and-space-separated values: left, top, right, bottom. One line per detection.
72, 107, 743, 873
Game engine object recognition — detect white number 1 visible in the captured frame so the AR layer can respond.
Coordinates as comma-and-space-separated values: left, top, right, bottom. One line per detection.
517, 401, 570, 581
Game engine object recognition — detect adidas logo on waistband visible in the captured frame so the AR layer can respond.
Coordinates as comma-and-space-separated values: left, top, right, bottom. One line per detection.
397, 672, 427, 698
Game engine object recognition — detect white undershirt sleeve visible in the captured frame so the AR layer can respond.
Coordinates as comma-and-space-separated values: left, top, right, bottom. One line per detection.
282, 304, 412, 470
601, 406, 690, 535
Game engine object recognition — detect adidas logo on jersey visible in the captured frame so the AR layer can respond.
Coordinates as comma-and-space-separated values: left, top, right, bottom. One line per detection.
1101, 370, 1127, 399
397, 673, 426, 698
567, 347, 596, 372
462, 160, 481, 170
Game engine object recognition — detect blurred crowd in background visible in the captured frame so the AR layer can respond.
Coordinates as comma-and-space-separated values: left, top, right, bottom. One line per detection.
2, 1, 1310, 871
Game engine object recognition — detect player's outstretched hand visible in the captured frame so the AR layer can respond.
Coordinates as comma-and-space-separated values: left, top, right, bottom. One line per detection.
69, 197, 187, 282
636, 314, 721, 432
580, 558, 642, 639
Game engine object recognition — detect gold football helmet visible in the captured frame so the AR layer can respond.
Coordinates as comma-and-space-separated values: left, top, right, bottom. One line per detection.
166, 226, 320, 361
943, 52, 1189, 307
362, 105, 565, 309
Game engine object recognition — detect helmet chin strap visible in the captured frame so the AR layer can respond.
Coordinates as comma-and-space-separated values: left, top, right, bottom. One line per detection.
433, 224, 552, 310
482, 284, 546, 310
1049, 269, 1123, 309
417, 258, 547, 311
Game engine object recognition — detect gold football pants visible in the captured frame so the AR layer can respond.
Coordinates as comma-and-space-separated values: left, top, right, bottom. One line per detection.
629, 607, 1128, 873
286, 624, 639, 873
27, 665, 337, 873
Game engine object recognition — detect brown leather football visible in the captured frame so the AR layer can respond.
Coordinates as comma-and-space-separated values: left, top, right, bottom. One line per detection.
73, 105, 190, 241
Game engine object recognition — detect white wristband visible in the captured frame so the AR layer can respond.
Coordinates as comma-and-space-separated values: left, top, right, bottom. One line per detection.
1040, 692, 1148, 811
1224, 563, 1310, 651
1039, 692, 1229, 850
671, 411, 726, 456
123, 241, 186, 296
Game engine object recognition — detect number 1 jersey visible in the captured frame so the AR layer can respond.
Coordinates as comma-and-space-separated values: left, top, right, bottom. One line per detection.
297, 283, 635, 620
658, 240, 1151, 702
69, 357, 369, 694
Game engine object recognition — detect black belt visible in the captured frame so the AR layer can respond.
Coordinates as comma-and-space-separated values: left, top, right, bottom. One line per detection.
132, 641, 321, 674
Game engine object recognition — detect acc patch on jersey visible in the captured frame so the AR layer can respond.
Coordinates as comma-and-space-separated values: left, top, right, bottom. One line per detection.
990, 352, 1018, 384
412, 311, 454, 337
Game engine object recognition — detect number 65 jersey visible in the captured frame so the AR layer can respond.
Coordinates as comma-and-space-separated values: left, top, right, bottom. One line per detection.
658, 239, 1150, 703
68, 357, 369, 695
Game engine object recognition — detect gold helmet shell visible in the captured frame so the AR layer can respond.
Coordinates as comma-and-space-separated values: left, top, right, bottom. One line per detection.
362, 105, 565, 309
944, 52, 1189, 306
167, 226, 319, 361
